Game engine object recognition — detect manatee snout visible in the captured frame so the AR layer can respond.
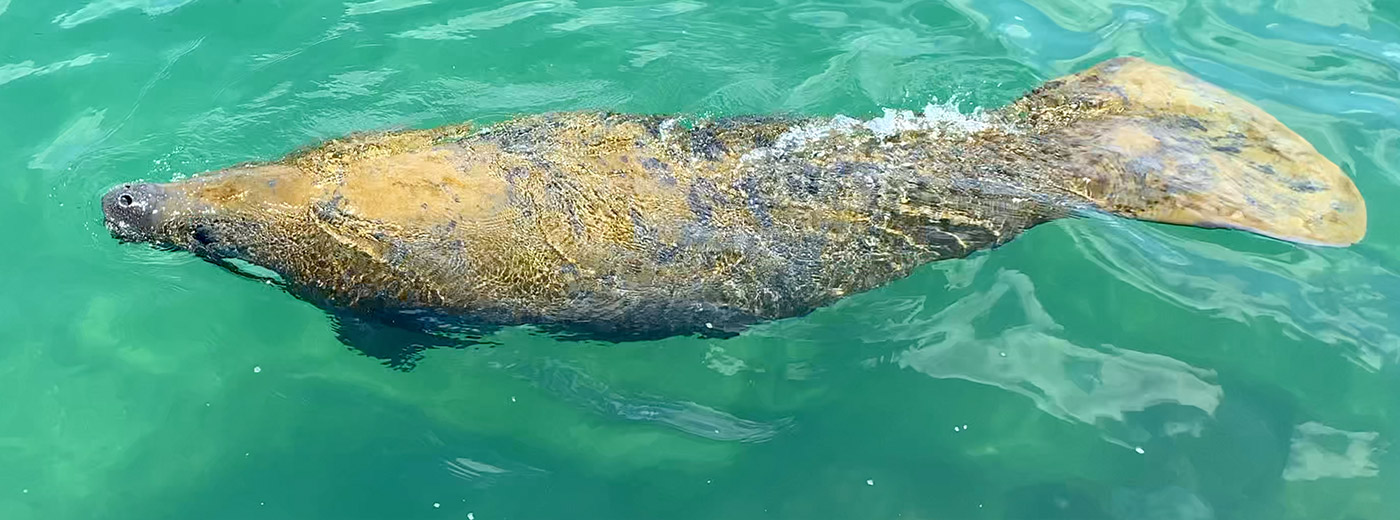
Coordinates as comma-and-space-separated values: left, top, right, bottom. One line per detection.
102, 182, 168, 242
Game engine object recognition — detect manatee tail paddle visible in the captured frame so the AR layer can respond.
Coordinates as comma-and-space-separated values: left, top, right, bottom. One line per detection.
1009, 57, 1366, 246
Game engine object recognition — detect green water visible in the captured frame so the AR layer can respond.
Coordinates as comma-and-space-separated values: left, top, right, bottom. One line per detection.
2, 0, 1399, 518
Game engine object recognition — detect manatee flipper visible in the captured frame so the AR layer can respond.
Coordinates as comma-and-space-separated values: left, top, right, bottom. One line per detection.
1014, 57, 1366, 246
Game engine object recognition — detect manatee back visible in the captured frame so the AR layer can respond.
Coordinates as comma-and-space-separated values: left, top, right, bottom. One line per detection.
292, 113, 815, 337
291, 111, 1039, 338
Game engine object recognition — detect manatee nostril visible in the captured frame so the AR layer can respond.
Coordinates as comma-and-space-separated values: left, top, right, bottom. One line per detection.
119, 194, 134, 207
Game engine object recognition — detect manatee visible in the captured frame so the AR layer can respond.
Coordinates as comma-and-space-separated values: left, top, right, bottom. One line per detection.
102, 57, 1366, 345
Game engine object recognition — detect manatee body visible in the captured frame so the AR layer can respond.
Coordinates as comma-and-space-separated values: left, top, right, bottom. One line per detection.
102, 58, 1366, 341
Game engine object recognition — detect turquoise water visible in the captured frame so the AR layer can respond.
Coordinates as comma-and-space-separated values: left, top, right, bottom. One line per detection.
2, 0, 1399, 518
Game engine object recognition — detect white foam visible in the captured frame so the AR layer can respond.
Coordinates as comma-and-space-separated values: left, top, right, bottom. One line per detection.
741, 100, 997, 164
872, 101, 993, 136
657, 118, 679, 141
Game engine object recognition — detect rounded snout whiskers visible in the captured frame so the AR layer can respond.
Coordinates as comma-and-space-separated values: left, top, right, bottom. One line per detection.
104, 216, 131, 232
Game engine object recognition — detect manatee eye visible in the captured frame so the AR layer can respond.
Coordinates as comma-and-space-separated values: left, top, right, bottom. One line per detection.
118, 194, 134, 207
193, 225, 217, 245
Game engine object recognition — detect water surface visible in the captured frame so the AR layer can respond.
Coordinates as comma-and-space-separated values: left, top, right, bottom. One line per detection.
1, 0, 1398, 519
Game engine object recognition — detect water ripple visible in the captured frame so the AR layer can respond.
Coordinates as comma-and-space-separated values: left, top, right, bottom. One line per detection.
1272, 0, 1376, 29
0, 53, 107, 88
29, 109, 111, 172
550, 0, 705, 32
782, 27, 991, 109
345, 0, 433, 16
390, 0, 705, 40
393, 0, 576, 40
1065, 217, 1400, 372
298, 69, 398, 100
52, 0, 199, 29
523, 360, 792, 443
440, 454, 546, 485
893, 269, 1222, 448
1282, 421, 1383, 481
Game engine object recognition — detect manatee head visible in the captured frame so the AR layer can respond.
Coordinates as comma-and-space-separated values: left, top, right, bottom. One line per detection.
102, 181, 175, 244
102, 180, 253, 262
102, 164, 316, 269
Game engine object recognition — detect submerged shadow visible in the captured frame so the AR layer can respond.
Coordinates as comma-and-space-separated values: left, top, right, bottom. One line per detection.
329, 312, 500, 370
